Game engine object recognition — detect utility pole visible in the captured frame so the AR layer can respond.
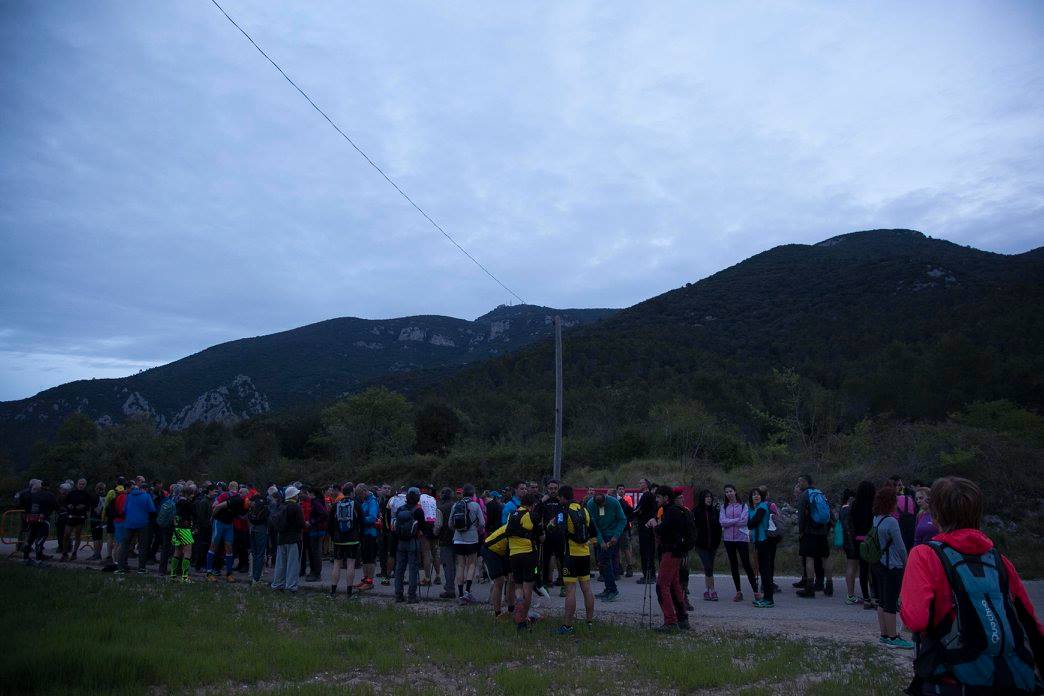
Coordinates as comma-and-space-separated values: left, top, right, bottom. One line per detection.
553, 315, 563, 481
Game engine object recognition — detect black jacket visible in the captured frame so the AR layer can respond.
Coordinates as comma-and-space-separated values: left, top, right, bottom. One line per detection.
692, 504, 722, 551
656, 503, 690, 558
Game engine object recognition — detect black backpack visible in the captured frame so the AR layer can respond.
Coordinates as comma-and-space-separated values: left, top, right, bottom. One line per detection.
450, 500, 472, 532
247, 498, 269, 526
565, 505, 590, 545
396, 505, 418, 541
270, 503, 289, 533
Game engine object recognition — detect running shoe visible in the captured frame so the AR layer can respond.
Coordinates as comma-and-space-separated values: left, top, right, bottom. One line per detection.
601, 591, 620, 602
884, 636, 914, 649
844, 595, 860, 605
733, 592, 744, 602
357, 579, 374, 591
703, 590, 711, 601
556, 625, 575, 636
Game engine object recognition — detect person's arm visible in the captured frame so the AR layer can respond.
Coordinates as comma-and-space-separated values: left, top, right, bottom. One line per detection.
747, 506, 765, 530
474, 502, 485, 534
586, 500, 605, 545
899, 545, 936, 633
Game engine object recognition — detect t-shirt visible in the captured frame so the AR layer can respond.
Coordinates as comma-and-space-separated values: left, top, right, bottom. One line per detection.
452, 499, 485, 545
174, 498, 196, 530
64, 490, 93, 522
507, 509, 537, 556
565, 502, 592, 558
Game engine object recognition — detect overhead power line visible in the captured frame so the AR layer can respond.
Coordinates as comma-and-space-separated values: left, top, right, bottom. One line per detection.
208, 0, 526, 304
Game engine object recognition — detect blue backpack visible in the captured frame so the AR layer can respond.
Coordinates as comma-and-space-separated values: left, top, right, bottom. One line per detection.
913, 541, 1038, 693
806, 488, 830, 526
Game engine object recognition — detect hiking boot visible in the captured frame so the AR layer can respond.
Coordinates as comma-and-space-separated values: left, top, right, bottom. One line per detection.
394, 594, 405, 603
439, 590, 456, 599
864, 599, 877, 610
206, 573, 218, 582
796, 588, 815, 598
556, 625, 575, 636
792, 578, 807, 588
654, 623, 679, 633
624, 569, 633, 578
677, 619, 690, 630
225, 574, 236, 583
601, 591, 619, 602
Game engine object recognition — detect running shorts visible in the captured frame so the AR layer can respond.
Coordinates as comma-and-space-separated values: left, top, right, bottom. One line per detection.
453, 542, 480, 556
172, 527, 194, 547
481, 548, 508, 580
510, 551, 539, 585
334, 543, 359, 562
563, 555, 591, 584
211, 520, 234, 545
360, 535, 377, 564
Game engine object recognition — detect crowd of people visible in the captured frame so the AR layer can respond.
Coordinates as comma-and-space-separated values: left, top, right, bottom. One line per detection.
11, 472, 1044, 694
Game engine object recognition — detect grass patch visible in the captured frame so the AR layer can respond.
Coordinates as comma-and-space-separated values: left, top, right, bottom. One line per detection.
0, 562, 905, 694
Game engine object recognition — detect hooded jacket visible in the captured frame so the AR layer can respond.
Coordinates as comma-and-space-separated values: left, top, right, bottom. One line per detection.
123, 488, 156, 530
360, 493, 379, 537
899, 528, 1043, 670
585, 495, 626, 543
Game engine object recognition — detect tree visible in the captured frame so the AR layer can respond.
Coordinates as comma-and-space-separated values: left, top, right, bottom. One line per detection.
414, 402, 463, 456
318, 388, 415, 466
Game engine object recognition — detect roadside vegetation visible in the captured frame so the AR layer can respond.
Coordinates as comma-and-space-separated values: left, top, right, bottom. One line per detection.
0, 562, 905, 695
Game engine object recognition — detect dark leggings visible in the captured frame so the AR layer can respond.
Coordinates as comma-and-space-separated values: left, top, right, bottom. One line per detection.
755, 539, 777, 602
723, 540, 758, 593
859, 559, 871, 599
638, 526, 656, 576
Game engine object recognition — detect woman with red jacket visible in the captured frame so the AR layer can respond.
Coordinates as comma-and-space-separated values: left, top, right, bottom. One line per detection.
900, 477, 1042, 695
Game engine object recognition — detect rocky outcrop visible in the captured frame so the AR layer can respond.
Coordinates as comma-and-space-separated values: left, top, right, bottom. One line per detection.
168, 375, 270, 431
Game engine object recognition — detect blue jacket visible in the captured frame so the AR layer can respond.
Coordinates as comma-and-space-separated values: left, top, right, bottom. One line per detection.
123, 488, 156, 530
361, 493, 379, 537
501, 496, 521, 525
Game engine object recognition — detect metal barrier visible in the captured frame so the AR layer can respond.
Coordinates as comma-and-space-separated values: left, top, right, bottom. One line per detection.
1, 508, 24, 545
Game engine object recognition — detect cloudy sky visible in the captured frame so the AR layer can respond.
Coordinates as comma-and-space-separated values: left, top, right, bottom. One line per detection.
1, 1, 1042, 401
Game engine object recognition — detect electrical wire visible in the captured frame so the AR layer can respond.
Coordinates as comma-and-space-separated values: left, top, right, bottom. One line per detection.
208, 0, 526, 304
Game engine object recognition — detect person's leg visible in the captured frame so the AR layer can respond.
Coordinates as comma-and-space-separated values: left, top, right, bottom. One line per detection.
117, 529, 133, 570
724, 541, 741, 592
394, 546, 407, 598
813, 554, 825, 588
563, 580, 577, 626
440, 544, 455, 595
580, 578, 595, 622
407, 541, 419, 599
272, 544, 287, 589
285, 543, 300, 592
669, 560, 688, 623
845, 558, 858, 598
432, 540, 442, 581
251, 530, 267, 582
455, 551, 466, 598
657, 554, 678, 625
345, 556, 357, 594
491, 577, 505, 615
60, 525, 71, 560
419, 537, 431, 583
639, 527, 654, 580
756, 543, 772, 603
331, 556, 342, 594
599, 546, 617, 595
699, 549, 715, 593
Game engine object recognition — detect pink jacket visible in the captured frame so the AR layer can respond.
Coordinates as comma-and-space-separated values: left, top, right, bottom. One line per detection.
719, 502, 750, 543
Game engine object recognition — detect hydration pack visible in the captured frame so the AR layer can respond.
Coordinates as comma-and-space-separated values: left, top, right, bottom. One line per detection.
395, 505, 418, 541
335, 498, 356, 535
156, 497, 176, 528
565, 505, 590, 545
914, 541, 1037, 693
806, 488, 830, 526
450, 500, 472, 532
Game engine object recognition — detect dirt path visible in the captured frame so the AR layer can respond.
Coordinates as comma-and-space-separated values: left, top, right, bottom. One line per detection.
8, 538, 1042, 653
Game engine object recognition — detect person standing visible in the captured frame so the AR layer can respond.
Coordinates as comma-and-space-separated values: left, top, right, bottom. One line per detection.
850, 481, 876, 607
60, 478, 92, 561
451, 483, 485, 605
247, 490, 270, 584
794, 474, 830, 598
21, 480, 56, 564
539, 480, 565, 590
900, 477, 1042, 693
837, 488, 862, 605
555, 485, 596, 635
170, 483, 195, 581
89, 481, 106, 561
635, 478, 658, 584
357, 484, 380, 591
869, 485, 913, 649
586, 491, 625, 602
327, 483, 361, 598
612, 484, 636, 577
436, 487, 457, 599
651, 486, 691, 631
392, 487, 425, 603
913, 486, 939, 547
719, 484, 758, 602
117, 480, 156, 575
692, 490, 722, 601
507, 493, 542, 631
747, 487, 777, 608
271, 487, 304, 593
